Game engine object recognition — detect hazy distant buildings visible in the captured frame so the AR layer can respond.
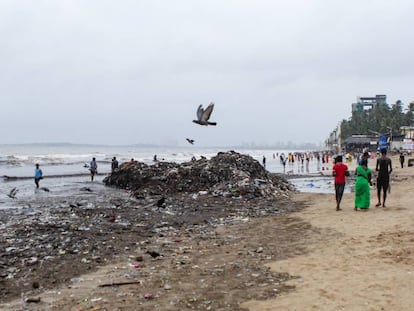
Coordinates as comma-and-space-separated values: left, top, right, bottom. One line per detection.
400, 126, 414, 150
344, 135, 379, 152
352, 95, 387, 112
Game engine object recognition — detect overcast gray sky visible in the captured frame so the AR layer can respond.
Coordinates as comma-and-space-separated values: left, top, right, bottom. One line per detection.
1, 0, 413, 146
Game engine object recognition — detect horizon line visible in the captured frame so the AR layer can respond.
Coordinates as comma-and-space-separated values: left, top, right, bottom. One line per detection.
0, 141, 323, 149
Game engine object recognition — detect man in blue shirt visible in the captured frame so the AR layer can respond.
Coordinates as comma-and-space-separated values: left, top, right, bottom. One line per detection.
34, 163, 43, 188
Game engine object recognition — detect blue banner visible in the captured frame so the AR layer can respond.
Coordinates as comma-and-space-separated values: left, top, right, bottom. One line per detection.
379, 135, 388, 148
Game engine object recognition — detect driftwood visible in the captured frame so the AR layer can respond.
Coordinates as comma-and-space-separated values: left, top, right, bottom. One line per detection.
98, 280, 141, 287
26, 297, 41, 303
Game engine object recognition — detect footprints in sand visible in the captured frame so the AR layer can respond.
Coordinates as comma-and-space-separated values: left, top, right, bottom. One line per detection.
318, 288, 336, 299
369, 230, 414, 265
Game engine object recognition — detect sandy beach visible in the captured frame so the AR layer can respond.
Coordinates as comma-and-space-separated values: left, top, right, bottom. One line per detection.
1, 154, 413, 310
243, 155, 414, 311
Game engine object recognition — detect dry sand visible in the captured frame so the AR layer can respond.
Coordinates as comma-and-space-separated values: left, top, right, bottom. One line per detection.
243, 156, 414, 310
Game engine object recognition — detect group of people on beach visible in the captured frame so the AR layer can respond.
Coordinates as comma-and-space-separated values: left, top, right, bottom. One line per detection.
88, 157, 120, 181
32, 150, 395, 207
275, 152, 320, 174
333, 148, 393, 211
32, 156, 118, 188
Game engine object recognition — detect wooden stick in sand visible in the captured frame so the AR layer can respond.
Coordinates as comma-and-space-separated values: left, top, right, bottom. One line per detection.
98, 280, 142, 287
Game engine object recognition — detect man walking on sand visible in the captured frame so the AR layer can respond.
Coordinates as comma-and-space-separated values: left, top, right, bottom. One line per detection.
332, 155, 349, 211
399, 152, 405, 168
375, 148, 392, 207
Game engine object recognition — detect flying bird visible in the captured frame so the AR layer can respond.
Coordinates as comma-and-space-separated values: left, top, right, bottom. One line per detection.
192, 102, 217, 126
7, 187, 18, 199
186, 138, 195, 145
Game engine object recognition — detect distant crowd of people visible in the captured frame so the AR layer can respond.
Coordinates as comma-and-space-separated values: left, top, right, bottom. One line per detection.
270, 151, 333, 174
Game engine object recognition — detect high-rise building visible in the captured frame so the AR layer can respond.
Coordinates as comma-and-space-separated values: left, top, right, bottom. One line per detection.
352, 95, 386, 112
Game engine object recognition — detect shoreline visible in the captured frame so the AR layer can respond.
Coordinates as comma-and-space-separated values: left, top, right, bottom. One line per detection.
2, 173, 108, 181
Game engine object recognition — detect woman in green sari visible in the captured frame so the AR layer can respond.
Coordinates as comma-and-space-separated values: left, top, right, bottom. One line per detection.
355, 159, 372, 210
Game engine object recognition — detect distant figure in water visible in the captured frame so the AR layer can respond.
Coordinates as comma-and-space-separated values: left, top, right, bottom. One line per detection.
89, 157, 98, 182
34, 163, 43, 189
316, 153, 321, 171
321, 153, 325, 170
111, 157, 119, 172
153, 154, 157, 162
279, 154, 287, 173
262, 156, 266, 168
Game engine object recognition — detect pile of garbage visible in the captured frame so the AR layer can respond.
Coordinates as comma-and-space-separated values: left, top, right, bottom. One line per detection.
104, 151, 294, 199
0, 152, 299, 303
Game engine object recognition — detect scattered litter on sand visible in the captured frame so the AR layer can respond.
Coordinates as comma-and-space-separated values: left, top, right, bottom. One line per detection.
0, 151, 304, 310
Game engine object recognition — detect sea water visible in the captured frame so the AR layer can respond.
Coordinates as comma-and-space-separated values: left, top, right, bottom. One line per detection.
0, 144, 336, 209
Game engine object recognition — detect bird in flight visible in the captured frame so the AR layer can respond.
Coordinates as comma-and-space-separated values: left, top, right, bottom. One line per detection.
192, 102, 217, 126
7, 187, 18, 199
186, 138, 195, 145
